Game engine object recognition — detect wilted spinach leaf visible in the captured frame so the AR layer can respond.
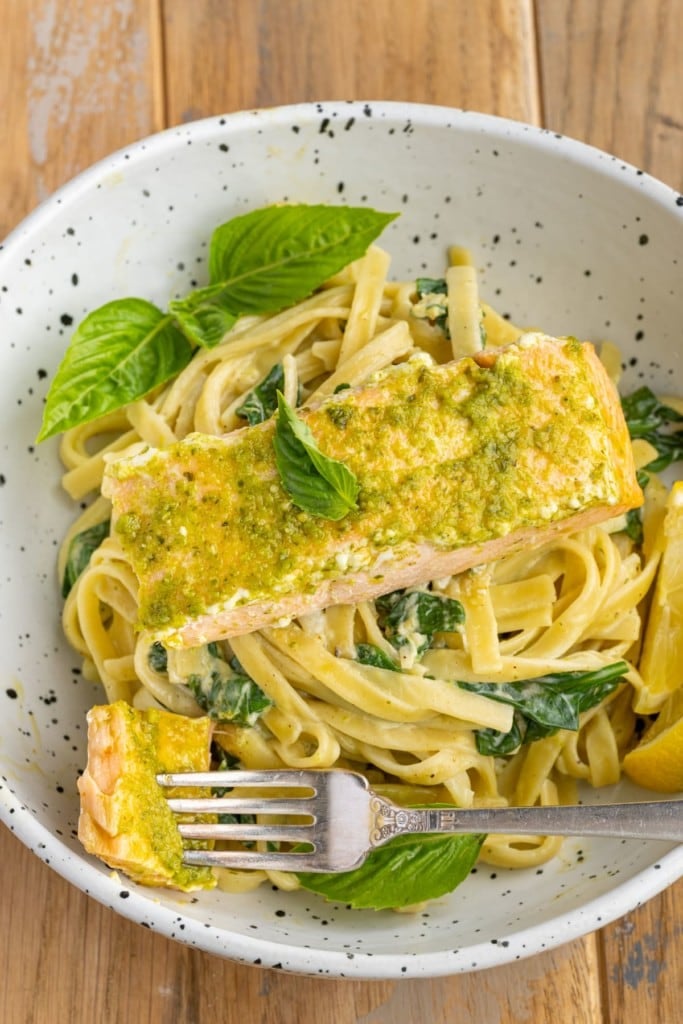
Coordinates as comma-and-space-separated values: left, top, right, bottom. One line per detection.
375, 589, 465, 657
461, 662, 628, 756
187, 646, 272, 726
622, 386, 683, 474
355, 643, 399, 671
147, 640, 168, 673
61, 519, 110, 597
236, 363, 288, 425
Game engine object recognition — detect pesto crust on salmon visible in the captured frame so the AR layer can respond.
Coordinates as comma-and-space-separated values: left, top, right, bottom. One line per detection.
77, 701, 215, 890
103, 333, 643, 648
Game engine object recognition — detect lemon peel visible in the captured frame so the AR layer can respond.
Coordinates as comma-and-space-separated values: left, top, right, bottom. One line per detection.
623, 687, 683, 793
634, 480, 683, 714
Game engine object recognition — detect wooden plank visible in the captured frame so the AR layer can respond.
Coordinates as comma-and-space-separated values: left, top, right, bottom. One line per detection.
156, 2, 606, 1020
162, 0, 541, 123
599, 879, 683, 1023
157, 9, 607, 1018
536, 0, 683, 1018
8, 0, 678, 1021
536, 0, 683, 189
1, 827, 605, 1024
0, 0, 164, 240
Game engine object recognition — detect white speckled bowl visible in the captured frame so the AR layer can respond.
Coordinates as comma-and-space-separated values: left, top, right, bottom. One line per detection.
1, 102, 682, 978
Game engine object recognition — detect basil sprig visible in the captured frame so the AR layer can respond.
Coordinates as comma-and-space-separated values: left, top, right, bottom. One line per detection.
169, 285, 240, 351
37, 204, 397, 441
273, 391, 359, 520
298, 818, 483, 910
207, 204, 397, 313
37, 301, 193, 442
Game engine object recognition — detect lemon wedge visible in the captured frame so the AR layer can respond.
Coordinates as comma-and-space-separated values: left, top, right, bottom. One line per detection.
623, 687, 683, 792
635, 480, 683, 714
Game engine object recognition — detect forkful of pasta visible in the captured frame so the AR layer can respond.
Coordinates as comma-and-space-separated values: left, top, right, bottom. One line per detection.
158, 768, 683, 873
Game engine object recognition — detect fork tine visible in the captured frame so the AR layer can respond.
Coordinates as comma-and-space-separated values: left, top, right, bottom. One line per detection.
157, 769, 323, 789
160, 768, 683, 875
162, 768, 373, 873
166, 796, 316, 815
181, 849, 333, 872
178, 822, 314, 843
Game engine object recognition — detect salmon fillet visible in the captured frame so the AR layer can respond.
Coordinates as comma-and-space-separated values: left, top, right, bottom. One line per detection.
77, 701, 215, 890
103, 333, 642, 648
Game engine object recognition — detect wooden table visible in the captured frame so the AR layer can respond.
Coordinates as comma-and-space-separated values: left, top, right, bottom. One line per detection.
2, 2, 682, 1021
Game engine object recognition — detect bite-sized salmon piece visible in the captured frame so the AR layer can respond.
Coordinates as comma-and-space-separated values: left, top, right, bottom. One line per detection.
103, 333, 642, 648
77, 701, 215, 891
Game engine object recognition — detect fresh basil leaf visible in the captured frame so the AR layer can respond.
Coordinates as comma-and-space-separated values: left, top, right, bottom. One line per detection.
236, 363, 287, 425
355, 643, 399, 672
61, 519, 110, 597
37, 205, 398, 440
208, 204, 398, 311
297, 825, 484, 910
37, 299, 193, 441
176, 204, 397, 346
375, 589, 465, 656
273, 391, 359, 520
461, 662, 627, 755
621, 386, 683, 474
169, 285, 238, 349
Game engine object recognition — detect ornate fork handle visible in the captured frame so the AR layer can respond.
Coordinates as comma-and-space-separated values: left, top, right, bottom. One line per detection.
369, 796, 683, 847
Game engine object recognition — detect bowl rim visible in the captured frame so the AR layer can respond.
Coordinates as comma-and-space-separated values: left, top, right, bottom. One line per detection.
2, 99, 682, 257
2, 99, 683, 978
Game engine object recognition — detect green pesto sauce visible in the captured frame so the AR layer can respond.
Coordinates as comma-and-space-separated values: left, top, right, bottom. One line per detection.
112, 340, 618, 633
112, 702, 214, 890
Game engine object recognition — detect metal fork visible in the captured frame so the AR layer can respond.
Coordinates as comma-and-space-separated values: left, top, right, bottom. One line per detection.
157, 768, 683, 873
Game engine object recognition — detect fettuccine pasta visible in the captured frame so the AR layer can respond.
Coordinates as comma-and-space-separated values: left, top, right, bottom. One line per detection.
59, 241, 671, 895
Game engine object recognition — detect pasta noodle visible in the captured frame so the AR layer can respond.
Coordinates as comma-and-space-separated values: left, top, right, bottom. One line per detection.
59, 242, 675, 895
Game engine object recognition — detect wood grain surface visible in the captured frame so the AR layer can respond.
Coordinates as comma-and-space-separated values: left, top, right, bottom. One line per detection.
1, 2, 682, 1021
